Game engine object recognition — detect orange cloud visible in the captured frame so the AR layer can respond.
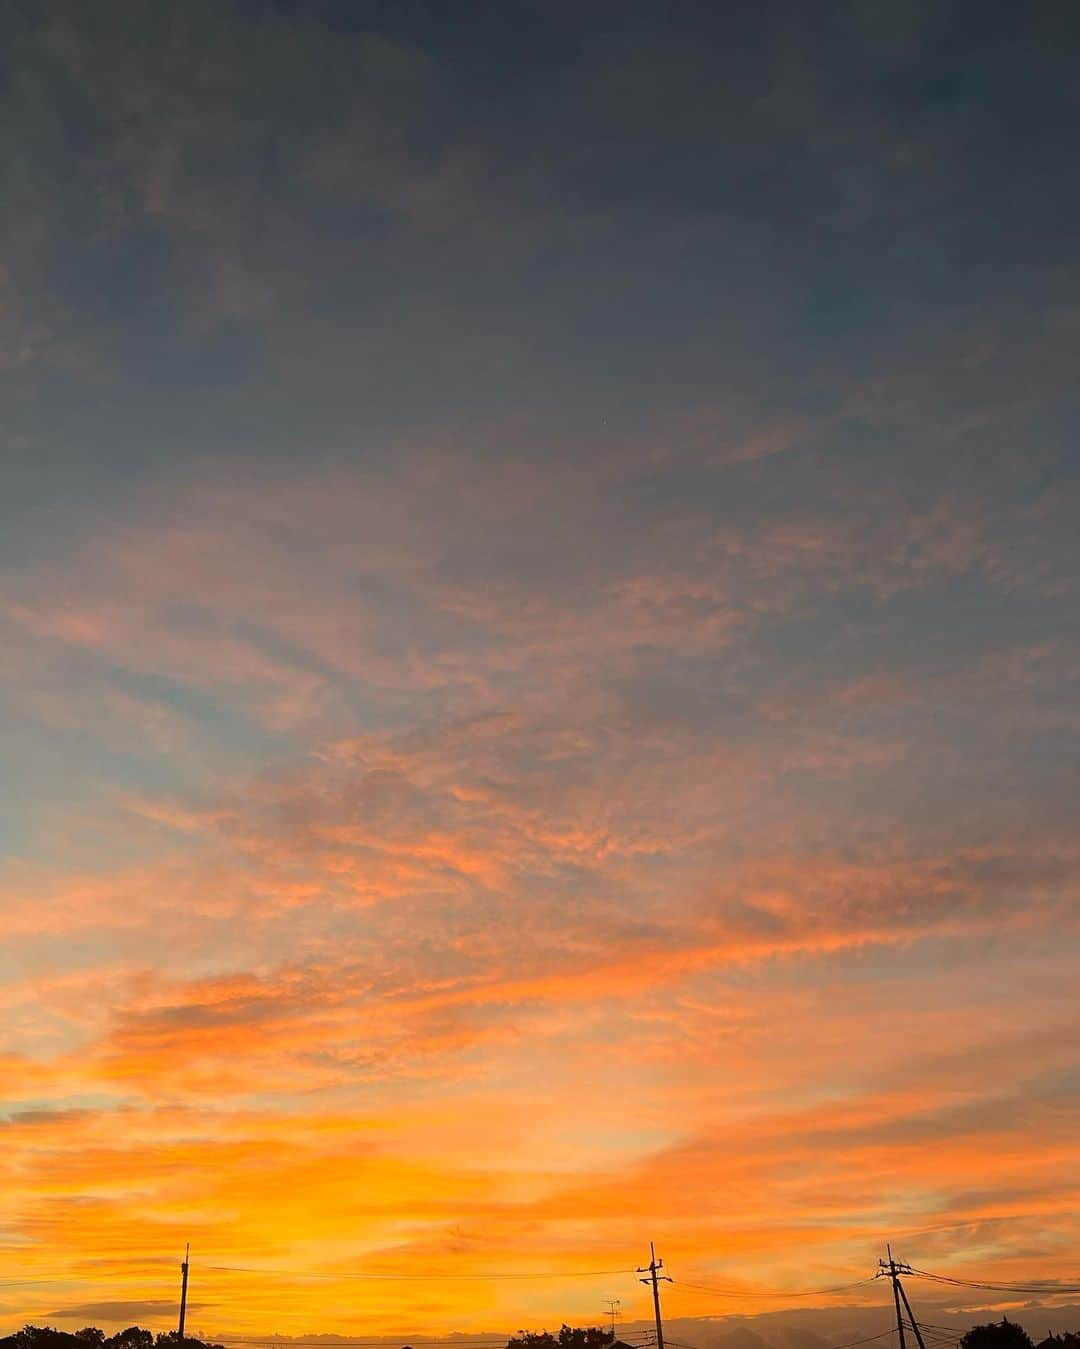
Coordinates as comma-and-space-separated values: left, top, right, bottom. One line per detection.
2, 464, 1078, 1336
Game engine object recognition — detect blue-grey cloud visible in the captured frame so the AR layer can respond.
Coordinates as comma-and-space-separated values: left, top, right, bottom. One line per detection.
1, 0, 1078, 1332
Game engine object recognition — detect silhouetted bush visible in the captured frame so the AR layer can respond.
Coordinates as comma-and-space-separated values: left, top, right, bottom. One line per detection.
962, 1319, 1035, 1349
507, 1326, 613, 1349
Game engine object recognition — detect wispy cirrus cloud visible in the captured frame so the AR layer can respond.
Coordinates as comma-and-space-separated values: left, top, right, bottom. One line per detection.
2, 0, 1079, 1335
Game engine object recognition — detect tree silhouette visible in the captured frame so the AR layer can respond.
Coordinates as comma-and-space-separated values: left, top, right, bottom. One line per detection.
507, 1326, 612, 1349
961, 1320, 1034, 1349
106, 1332, 154, 1349
10, 1328, 95, 1349
0, 1330, 223, 1349
154, 1334, 225, 1349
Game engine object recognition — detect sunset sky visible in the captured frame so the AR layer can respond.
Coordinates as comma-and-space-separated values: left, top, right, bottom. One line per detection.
2, 0, 1079, 1340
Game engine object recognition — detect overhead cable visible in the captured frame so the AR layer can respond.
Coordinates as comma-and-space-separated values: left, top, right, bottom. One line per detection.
909, 1268, 1080, 1296
203, 1264, 638, 1282
672, 1277, 877, 1300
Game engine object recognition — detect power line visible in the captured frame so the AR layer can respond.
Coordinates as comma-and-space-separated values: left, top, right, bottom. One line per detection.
202, 1265, 638, 1283
220, 1339, 653, 1346
215, 1327, 657, 1338
216, 1332, 658, 1344
218, 1336, 656, 1344
0, 1278, 72, 1287
674, 1331, 895, 1349
671, 1278, 877, 1300
5, 1253, 1077, 1311
908, 1269, 1080, 1296
827, 1332, 902, 1349
904, 1324, 960, 1346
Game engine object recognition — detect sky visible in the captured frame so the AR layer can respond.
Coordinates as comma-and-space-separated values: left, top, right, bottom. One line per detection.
1, 0, 1079, 1339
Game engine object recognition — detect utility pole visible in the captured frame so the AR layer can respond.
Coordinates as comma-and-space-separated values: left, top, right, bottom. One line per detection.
177, 1244, 190, 1342
638, 1242, 671, 1349
877, 1247, 926, 1349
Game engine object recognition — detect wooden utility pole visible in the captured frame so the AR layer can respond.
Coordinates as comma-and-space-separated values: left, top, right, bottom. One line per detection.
878, 1247, 927, 1349
177, 1244, 190, 1342
638, 1242, 671, 1349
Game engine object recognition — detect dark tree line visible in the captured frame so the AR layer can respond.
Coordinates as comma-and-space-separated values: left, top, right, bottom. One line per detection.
507, 1327, 613, 1349
0, 1330, 224, 1349
8, 1320, 1080, 1349
962, 1321, 1080, 1349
